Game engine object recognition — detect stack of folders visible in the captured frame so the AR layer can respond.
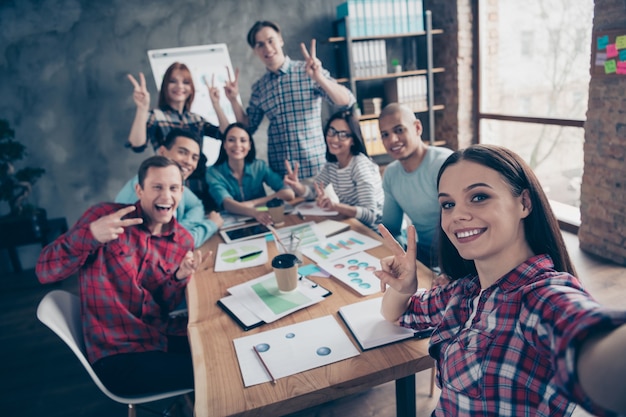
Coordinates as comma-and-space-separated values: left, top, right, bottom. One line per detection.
338, 296, 433, 351
384, 76, 428, 112
336, 0, 425, 37
352, 41, 387, 77
359, 119, 386, 156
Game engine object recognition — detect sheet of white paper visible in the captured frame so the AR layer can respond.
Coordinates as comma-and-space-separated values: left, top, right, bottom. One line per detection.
293, 201, 338, 216
317, 251, 382, 296
227, 273, 326, 323
233, 315, 360, 386
324, 183, 340, 203
202, 136, 222, 167
214, 238, 268, 272
300, 230, 382, 264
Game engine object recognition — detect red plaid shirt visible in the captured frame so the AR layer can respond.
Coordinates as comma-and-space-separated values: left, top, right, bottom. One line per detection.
400, 255, 626, 417
36, 202, 194, 364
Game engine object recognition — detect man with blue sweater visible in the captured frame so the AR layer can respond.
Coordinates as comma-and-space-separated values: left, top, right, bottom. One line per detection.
378, 103, 453, 268
116, 128, 223, 247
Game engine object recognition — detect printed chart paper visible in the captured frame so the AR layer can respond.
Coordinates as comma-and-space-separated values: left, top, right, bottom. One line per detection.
301, 230, 382, 264
271, 221, 326, 254
227, 273, 326, 323
214, 238, 268, 272
317, 251, 382, 296
233, 315, 360, 386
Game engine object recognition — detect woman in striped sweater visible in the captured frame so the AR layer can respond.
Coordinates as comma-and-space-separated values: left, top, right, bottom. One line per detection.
284, 110, 384, 230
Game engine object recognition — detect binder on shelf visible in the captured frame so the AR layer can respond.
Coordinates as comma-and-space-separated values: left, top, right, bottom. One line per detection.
407, 0, 425, 33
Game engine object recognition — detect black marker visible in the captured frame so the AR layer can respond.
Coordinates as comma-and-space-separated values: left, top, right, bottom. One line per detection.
239, 250, 263, 260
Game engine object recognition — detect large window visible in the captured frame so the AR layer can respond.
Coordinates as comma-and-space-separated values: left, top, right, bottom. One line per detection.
478, 0, 594, 210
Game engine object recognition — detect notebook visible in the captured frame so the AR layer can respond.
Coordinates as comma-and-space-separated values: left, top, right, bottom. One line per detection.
338, 296, 433, 351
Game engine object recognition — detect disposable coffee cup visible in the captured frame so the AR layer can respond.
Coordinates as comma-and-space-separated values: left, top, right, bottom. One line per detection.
266, 198, 285, 226
272, 253, 299, 292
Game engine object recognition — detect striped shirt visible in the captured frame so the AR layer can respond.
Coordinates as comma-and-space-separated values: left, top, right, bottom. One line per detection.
247, 56, 355, 178
399, 254, 626, 417
303, 153, 383, 230
36, 202, 194, 364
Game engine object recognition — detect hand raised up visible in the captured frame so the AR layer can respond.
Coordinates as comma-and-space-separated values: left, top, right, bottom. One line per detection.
127, 73, 150, 111
89, 206, 143, 244
300, 39, 323, 82
176, 250, 202, 280
224, 66, 240, 102
314, 182, 335, 211
374, 224, 419, 295
283, 160, 307, 196
205, 74, 221, 107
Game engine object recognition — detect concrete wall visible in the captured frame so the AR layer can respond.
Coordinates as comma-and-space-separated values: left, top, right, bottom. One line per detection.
578, 0, 626, 264
0, 0, 341, 226
0, 0, 461, 271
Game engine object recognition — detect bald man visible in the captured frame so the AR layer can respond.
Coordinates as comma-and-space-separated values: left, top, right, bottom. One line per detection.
378, 103, 453, 268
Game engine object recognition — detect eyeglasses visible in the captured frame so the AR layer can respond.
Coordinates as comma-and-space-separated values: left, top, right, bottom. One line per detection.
327, 127, 353, 141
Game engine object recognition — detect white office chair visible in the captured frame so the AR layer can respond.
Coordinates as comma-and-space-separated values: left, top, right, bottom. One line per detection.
37, 290, 193, 417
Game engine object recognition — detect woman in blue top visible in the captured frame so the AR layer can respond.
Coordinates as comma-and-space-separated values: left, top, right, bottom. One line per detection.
206, 122, 294, 226
284, 110, 384, 230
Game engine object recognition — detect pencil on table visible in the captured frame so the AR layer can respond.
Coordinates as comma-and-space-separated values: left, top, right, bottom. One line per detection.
252, 345, 277, 384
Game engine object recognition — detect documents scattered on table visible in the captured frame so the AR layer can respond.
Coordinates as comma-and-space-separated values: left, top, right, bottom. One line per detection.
233, 315, 360, 386
338, 296, 433, 351
300, 230, 382, 264
317, 251, 383, 296
226, 272, 330, 324
214, 237, 269, 272
293, 201, 338, 216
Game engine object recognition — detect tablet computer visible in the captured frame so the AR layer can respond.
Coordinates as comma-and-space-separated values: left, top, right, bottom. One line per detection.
220, 222, 271, 243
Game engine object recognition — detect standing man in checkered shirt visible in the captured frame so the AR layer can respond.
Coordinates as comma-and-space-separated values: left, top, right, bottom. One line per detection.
223, 20, 356, 179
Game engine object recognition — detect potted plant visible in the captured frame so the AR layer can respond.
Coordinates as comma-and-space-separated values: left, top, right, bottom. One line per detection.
0, 119, 47, 247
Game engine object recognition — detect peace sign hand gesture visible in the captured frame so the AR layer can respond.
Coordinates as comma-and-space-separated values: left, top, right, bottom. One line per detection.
89, 206, 144, 244
374, 224, 419, 295
314, 182, 336, 211
176, 250, 202, 280
300, 39, 323, 82
224, 66, 240, 102
127, 72, 150, 111
205, 74, 220, 107
283, 160, 307, 196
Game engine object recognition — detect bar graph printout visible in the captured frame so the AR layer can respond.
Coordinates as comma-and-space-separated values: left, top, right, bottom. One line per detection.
300, 230, 382, 264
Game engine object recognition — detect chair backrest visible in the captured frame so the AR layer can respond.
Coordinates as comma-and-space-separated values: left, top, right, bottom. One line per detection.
36, 290, 193, 405
36, 290, 131, 402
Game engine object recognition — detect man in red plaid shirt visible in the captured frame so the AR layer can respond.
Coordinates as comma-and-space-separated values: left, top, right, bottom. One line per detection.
37, 156, 201, 396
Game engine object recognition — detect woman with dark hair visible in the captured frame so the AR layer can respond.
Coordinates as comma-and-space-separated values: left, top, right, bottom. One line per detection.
374, 144, 626, 416
206, 122, 294, 226
284, 110, 383, 230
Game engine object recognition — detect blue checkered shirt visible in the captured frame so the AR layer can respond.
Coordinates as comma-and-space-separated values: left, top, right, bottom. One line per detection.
247, 56, 355, 178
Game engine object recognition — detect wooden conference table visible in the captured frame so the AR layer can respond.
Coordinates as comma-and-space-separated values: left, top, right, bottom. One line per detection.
186, 213, 436, 417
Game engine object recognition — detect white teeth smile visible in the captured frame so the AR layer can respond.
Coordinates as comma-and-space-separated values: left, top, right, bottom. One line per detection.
391, 145, 403, 151
156, 204, 172, 210
456, 229, 483, 238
